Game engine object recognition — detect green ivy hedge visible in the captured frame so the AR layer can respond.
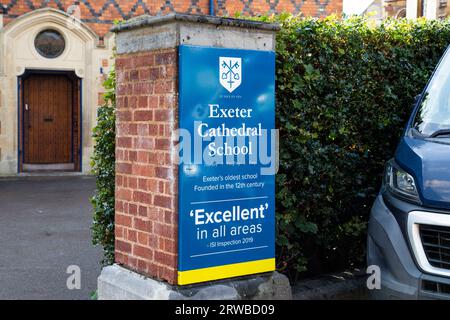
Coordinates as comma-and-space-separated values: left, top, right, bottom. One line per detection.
262, 14, 450, 279
91, 66, 116, 266
91, 15, 450, 278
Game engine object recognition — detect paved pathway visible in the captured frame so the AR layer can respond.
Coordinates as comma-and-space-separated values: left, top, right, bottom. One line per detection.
0, 176, 102, 300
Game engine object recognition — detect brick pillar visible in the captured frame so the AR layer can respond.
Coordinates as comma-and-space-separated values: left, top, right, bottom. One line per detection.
114, 48, 178, 284
111, 13, 278, 288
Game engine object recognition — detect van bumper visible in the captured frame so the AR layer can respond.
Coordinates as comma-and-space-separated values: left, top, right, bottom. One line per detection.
367, 195, 450, 300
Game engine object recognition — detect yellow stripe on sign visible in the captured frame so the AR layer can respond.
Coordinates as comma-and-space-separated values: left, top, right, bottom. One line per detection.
178, 258, 275, 285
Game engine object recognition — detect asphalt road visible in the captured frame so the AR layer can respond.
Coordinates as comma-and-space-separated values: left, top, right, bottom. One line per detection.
0, 176, 103, 300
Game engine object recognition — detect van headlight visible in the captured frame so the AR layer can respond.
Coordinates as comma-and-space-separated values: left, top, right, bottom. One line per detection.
384, 159, 421, 203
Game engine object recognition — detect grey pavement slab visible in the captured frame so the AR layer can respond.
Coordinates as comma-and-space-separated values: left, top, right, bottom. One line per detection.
0, 176, 103, 300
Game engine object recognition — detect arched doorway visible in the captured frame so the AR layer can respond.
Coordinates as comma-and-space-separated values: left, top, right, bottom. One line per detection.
19, 70, 81, 172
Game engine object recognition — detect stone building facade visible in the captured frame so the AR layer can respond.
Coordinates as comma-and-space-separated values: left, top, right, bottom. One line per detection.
370, 0, 450, 19
0, 1, 342, 175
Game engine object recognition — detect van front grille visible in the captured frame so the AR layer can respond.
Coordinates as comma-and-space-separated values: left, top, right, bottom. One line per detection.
422, 280, 450, 295
419, 224, 450, 270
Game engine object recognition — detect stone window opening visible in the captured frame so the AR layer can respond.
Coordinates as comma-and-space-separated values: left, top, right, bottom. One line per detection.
34, 29, 66, 59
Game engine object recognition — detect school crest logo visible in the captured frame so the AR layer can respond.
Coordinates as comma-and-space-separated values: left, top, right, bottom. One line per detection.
219, 57, 242, 93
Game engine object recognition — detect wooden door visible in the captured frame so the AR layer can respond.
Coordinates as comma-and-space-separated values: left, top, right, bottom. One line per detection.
23, 74, 73, 164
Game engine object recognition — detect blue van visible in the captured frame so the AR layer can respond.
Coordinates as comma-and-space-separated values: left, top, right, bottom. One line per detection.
367, 47, 450, 299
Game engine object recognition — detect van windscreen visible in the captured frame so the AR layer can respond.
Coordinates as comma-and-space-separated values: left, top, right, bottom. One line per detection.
414, 48, 450, 137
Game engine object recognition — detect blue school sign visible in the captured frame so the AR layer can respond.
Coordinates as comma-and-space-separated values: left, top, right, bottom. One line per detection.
178, 45, 276, 285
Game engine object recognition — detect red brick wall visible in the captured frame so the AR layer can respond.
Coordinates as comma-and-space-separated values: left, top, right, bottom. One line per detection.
1, 0, 343, 37
114, 49, 179, 285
